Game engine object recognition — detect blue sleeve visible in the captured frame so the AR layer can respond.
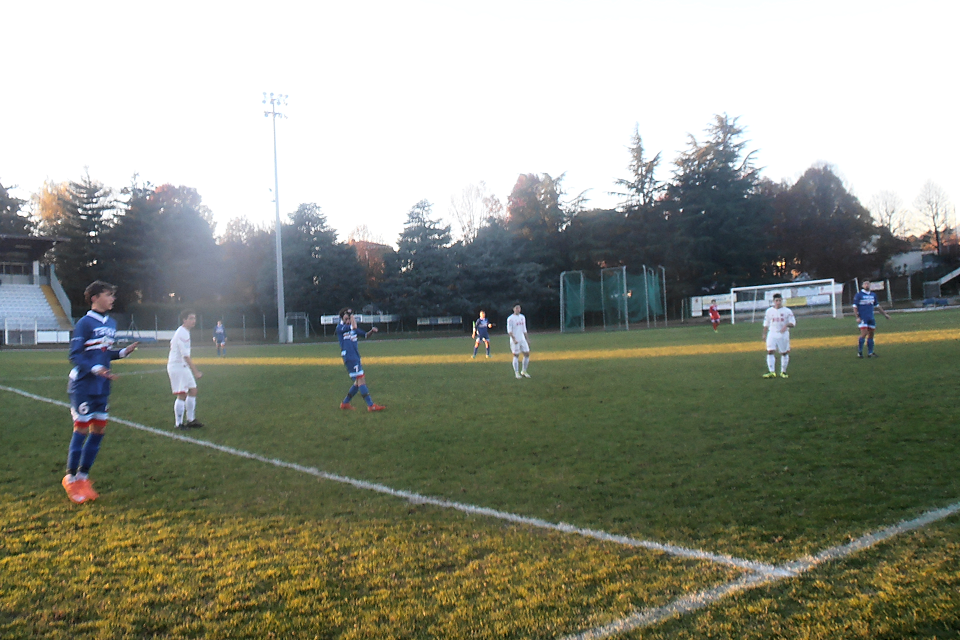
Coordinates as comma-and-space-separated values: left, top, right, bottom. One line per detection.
355, 328, 367, 339
69, 318, 96, 376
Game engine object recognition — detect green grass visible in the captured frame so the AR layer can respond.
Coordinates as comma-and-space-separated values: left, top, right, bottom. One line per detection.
1, 310, 958, 638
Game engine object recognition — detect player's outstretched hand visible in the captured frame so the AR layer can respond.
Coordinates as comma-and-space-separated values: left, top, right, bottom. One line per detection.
369, 326, 379, 335
121, 342, 139, 357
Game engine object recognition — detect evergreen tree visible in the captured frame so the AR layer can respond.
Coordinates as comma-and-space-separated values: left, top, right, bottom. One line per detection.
661, 114, 774, 295
0, 180, 34, 235
382, 200, 461, 318
281, 203, 365, 317
771, 165, 886, 283
148, 184, 220, 304
44, 172, 117, 307
504, 173, 571, 325
103, 177, 162, 306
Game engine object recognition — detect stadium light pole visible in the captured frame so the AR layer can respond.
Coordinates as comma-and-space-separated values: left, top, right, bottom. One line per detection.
263, 92, 288, 343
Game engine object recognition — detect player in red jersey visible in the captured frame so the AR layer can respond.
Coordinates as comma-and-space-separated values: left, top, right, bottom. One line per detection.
708, 299, 721, 332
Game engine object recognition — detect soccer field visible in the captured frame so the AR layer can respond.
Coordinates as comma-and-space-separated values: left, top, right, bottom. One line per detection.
2, 311, 959, 639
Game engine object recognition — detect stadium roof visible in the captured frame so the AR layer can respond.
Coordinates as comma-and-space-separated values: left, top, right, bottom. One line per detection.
0, 234, 65, 262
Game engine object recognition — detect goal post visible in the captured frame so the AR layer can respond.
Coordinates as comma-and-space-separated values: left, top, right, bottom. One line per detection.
601, 266, 629, 331
560, 270, 586, 332
729, 279, 842, 324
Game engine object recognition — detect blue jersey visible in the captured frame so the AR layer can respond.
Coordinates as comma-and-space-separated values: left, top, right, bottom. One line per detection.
214, 325, 226, 342
853, 290, 879, 323
336, 322, 368, 363
68, 311, 124, 397
474, 317, 491, 339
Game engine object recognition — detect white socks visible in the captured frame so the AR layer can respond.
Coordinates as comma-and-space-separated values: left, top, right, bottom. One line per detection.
522, 355, 529, 372
185, 396, 196, 421
174, 398, 186, 425
767, 354, 789, 373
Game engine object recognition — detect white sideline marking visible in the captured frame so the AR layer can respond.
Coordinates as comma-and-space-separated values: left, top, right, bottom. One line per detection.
6, 382, 958, 638
563, 500, 960, 640
4, 368, 167, 382
0, 384, 777, 575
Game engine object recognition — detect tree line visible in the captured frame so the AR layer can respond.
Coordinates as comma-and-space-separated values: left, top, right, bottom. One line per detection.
2, 114, 951, 329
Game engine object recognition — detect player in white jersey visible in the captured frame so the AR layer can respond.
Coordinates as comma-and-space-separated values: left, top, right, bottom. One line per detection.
506, 303, 531, 379
167, 309, 204, 429
761, 293, 796, 378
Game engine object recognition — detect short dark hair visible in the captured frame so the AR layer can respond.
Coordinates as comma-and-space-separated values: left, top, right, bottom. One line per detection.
772, 293, 783, 300
84, 280, 116, 306
180, 309, 196, 322
339, 307, 353, 320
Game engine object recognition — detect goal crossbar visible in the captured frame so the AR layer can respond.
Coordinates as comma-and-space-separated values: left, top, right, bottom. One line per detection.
730, 279, 839, 324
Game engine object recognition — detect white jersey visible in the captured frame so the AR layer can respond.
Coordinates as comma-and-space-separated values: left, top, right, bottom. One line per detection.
763, 306, 796, 334
506, 313, 527, 341
168, 325, 192, 366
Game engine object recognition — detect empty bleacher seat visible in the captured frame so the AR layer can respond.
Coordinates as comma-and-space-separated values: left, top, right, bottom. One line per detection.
0, 284, 63, 330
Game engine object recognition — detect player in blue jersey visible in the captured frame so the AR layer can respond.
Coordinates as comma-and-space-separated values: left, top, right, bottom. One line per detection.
852, 280, 891, 358
213, 320, 226, 357
62, 281, 139, 504
471, 310, 495, 358
336, 308, 385, 412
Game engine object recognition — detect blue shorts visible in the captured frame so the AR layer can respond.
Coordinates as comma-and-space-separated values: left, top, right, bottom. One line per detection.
343, 358, 364, 379
475, 332, 490, 341
858, 319, 877, 329
69, 390, 109, 425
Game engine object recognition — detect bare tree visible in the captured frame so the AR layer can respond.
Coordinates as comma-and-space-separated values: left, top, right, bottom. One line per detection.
869, 190, 908, 237
914, 181, 953, 255
347, 224, 383, 245
449, 181, 504, 242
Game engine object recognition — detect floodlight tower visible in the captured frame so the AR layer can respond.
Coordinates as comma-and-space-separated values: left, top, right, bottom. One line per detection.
264, 92, 288, 343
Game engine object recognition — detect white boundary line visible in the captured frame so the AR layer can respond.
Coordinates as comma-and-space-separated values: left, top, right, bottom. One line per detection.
4, 383, 958, 638
564, 499, 960, 639
1, 383, 781, 576
1, 368, 168, 382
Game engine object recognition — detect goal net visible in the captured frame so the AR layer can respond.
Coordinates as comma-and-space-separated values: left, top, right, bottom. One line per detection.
560, 268, 664, 331
730, 279, 842, 324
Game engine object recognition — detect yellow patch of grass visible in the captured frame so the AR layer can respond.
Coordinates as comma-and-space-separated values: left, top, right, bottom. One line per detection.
130, 329, 955, 367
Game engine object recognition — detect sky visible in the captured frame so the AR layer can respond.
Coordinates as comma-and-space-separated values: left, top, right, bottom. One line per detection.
3, 0, 957, 246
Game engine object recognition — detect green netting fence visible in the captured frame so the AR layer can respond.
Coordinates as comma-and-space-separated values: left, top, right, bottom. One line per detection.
561, 268, 664, 331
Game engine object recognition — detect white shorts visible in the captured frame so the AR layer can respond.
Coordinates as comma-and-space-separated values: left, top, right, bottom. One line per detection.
766, 332, 790, 354
167, 363, 197, 394
510, 337, 530, 355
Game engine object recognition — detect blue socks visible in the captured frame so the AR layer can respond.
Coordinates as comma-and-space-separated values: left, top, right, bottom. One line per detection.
78, 432, 104, 474
67, 431, 86, 475
359, 385, 373, 407
858, 336, 865, 354
344, 384, 374, 407
343, 385, 359, 404
867, 338, 874, 355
